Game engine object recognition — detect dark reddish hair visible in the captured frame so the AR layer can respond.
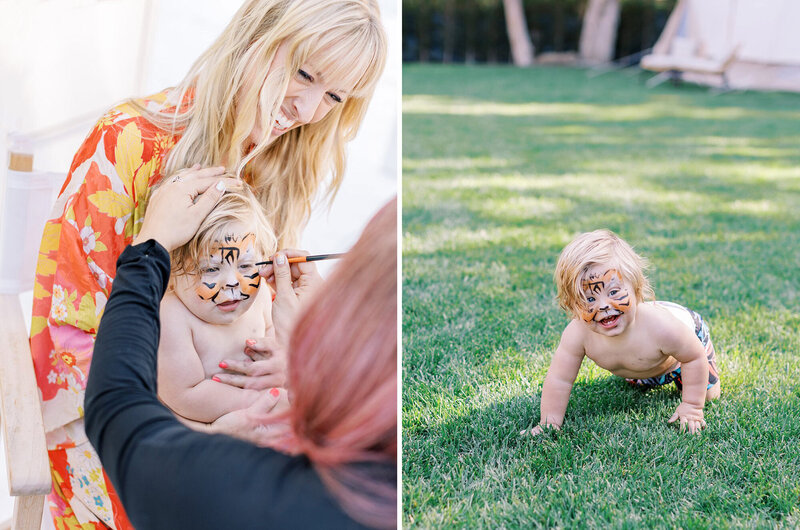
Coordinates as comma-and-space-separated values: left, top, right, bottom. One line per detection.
288, 198, 397, 528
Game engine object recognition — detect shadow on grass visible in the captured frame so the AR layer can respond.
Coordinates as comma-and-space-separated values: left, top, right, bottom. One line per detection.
402, 64, 800, 111
403, 183, 800, 235
404, 376, 800, 527
403, 115, 800, 176
406, 376, 677, 441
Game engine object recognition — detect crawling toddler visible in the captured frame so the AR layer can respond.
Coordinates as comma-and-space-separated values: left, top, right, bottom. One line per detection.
523, 229, 720, 436
157, 184, 277, 423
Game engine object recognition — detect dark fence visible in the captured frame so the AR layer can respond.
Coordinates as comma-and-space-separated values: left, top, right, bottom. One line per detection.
402, 0, 677, 64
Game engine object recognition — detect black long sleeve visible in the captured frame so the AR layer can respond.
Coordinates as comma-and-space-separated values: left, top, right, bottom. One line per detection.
84, 240, 370, 529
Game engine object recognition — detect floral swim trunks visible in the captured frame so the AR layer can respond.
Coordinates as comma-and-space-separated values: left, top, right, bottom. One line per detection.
626, 301, 720, 390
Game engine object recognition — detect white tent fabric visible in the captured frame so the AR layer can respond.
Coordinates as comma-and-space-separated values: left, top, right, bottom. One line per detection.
641, 0, 800, 92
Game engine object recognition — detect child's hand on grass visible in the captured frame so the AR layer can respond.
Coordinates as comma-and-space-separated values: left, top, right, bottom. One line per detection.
520, 423, 560, 437
668, 401, 706, 434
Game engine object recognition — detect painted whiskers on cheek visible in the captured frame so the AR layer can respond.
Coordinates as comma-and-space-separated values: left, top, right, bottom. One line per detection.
608, 284, 630, 313
580, 275, 604, 323
196, 279, 221, 302
227, 234, 261, 299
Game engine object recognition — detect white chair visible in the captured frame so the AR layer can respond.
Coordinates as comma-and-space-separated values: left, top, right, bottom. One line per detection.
0, 148, 60, 530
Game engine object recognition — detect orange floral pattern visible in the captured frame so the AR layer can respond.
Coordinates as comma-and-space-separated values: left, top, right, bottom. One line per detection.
31, 90, 180, 529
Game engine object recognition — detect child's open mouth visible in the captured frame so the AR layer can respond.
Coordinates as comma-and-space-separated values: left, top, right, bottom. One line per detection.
598, 314, 620, 328
216, 300, 241, 312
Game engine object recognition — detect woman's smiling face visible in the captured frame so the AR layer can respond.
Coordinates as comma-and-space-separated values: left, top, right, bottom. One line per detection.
579, 264, 636, 336
173, 224, 262, 325
244, 43, 358, 148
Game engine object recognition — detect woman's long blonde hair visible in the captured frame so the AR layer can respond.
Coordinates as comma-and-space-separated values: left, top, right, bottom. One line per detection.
137, 0, 387, 247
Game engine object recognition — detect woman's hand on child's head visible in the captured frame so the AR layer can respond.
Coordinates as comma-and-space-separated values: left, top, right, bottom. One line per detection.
261, 249, 323, 347
215, 336, 287, 390
133, 165, 238, 251
668, 402, 706, 434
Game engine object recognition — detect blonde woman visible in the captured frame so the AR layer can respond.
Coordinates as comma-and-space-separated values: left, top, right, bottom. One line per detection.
30, 0, 387, 527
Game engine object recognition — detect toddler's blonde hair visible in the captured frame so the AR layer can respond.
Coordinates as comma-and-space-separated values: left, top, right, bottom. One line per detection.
170, 184, 278, 278
554, 229, 654, 319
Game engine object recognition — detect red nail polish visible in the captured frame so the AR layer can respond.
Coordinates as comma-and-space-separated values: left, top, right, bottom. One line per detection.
212, 376, 221, 382
218, 361, 228, 369
269, 388, 280, 397
246, 339, 256, 346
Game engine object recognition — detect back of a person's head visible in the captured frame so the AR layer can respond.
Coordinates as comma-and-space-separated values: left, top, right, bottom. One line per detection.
289, 198, 397, 528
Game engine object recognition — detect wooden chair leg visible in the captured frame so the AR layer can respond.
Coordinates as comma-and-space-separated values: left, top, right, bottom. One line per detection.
12, 495, 44, 530
0, 293, 51, 530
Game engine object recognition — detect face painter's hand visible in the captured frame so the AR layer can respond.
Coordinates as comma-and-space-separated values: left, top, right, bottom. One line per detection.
260, 249, 324, 297
210, 388, 291, 448
261, 250, 323, 347
132, 166, 237, 252
215, 335, 287, 390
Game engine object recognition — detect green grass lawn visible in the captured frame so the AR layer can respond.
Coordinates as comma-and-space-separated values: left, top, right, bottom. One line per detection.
402, 65, 800, 529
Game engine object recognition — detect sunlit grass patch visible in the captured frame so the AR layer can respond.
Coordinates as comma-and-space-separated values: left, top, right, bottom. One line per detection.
402, 65, 800, 529
403, 94, 800, 123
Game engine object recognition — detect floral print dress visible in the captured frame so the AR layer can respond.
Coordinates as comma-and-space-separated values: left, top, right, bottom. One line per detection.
31, 90, 182, 529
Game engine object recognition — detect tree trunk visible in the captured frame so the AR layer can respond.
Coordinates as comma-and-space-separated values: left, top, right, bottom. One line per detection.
579, 0, 621, 65
502, 0, 534, 66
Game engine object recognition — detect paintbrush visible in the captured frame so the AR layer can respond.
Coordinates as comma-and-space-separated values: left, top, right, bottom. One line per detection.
255, 253, 346, 266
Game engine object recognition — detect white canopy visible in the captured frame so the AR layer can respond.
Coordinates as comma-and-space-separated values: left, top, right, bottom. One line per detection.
641, 0, 800, 92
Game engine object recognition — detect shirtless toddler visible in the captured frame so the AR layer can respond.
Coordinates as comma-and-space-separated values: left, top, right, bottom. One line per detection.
523, 229, 720, 436
157, 185, 277, 423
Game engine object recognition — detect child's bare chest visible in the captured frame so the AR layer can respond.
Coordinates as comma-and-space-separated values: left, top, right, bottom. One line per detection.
583, 328, 677, 379
190, 310, 267, 377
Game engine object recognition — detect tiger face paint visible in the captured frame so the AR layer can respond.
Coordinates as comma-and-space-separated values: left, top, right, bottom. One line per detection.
195, 233, 261, 302
173, 224, 264, 325
579, 265, 635, 335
